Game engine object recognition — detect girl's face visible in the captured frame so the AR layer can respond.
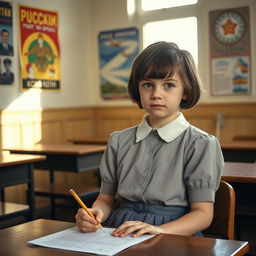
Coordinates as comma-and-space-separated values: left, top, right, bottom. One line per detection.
138, 71, 187, 128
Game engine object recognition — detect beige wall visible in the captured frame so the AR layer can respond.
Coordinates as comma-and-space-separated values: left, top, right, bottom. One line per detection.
0, 0, 255, 112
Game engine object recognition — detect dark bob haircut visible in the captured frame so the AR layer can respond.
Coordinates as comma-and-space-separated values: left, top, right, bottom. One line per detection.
128, 41, 202, 109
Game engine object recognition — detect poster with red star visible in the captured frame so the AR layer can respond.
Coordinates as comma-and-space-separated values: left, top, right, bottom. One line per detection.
209, 6, 251, 96
19, 5, 61, 90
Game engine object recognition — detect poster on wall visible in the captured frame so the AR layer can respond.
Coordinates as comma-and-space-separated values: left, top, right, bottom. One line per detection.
0, 1, 14, 85
209, 6, 251, 96
19, 5, 61, 90
98, 27, 139, 100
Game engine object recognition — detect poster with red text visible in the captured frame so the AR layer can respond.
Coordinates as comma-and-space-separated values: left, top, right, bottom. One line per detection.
19, 5, 60, 90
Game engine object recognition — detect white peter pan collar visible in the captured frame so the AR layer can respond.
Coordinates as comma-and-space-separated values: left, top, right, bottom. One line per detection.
136, 112, 190, 143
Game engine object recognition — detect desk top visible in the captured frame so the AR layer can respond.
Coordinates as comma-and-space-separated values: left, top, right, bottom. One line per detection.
222, 162, 256, 183
70, 137, 108, 145
0, 152, 46, 167
4, 143, 106, 156
0, 219, 249, 256
221, 141, 256, 150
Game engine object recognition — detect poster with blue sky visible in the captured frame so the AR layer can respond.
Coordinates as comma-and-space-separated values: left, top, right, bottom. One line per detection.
98, 27, 139, 100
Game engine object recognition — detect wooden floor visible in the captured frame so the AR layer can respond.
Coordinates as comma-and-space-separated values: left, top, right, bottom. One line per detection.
1, 199, 256, 256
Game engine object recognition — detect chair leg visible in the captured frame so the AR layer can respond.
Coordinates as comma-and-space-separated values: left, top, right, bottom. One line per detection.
235, 214, 242, 240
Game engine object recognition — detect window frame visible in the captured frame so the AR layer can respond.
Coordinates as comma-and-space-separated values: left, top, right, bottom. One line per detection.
140, 0, 198, 13
132, 0, 203, 70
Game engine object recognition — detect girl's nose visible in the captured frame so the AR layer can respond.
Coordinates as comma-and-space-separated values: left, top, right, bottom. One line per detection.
151, 87, 162, 99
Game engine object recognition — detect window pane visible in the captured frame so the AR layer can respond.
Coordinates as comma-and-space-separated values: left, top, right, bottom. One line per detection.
143, 17, 198, 65
141, 0, 197, 11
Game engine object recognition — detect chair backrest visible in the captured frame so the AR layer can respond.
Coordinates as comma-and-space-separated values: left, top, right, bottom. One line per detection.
203, 180, 235, 240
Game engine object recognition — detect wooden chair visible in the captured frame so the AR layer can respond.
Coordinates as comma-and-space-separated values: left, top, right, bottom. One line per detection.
203, 180, 235, 240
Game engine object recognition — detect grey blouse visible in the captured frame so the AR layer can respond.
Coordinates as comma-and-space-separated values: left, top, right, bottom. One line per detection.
100, 113, 224, 206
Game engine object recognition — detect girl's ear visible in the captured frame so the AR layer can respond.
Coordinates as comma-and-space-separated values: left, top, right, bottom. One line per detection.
182, 94, 188, 100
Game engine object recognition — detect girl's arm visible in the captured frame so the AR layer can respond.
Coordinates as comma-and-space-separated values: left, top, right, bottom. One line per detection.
159, 201, 213, 235
75, 193, 115, 233
112, 201, 213, 237
92, 193, 116, 222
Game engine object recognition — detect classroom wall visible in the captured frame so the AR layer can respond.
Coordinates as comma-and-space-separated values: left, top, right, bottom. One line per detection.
0, 0, 255, 111
0, 0, 254, 124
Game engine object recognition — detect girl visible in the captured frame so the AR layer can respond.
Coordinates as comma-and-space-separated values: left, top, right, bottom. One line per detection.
75, 41, 224, 238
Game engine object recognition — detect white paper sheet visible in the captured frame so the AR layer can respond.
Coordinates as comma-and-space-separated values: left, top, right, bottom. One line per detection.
28, 226, 155, 255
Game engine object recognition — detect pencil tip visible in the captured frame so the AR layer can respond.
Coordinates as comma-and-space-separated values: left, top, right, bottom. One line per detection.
69, 188, 74, 193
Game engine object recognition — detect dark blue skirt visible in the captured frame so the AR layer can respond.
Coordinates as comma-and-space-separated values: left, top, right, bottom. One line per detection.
104, 198, 203, 237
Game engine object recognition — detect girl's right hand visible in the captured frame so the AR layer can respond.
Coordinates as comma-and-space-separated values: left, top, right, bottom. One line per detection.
75, 208, 104, 233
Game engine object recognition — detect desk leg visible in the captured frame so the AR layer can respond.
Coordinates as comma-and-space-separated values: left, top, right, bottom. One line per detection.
0, 188, 5, 202
49, 170, 56, 220
27, 163, 35, 220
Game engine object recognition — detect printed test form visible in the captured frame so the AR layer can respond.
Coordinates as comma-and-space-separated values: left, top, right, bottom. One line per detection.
28, 226, 155, 255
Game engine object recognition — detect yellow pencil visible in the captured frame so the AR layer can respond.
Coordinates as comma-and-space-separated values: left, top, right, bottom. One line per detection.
69, 188, 104, 231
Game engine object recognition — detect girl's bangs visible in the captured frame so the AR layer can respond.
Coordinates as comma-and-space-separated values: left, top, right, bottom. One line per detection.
140, 54, 177, 80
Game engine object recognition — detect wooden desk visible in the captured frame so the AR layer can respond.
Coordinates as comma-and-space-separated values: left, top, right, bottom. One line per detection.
222, 162, 256, 211
221, 141, 256, 163
222, 162, 256, 183
4, 143, 106, 173
0, 153, 46, 221
69, 137, 108, 145
0, 219, 249, 256
222, 162, 256, 242
4, 144, 106, 219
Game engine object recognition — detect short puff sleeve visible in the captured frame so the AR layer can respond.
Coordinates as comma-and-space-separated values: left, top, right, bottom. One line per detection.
184, 134, 224, 203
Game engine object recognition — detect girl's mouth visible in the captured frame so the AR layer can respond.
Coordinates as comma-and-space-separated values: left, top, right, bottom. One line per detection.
150, 104, 165, 108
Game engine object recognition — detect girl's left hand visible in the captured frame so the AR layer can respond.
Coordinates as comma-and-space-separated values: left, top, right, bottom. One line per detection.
112, 221, 162, 238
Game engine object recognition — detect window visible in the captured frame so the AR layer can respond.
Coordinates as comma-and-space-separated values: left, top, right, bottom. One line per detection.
143, 17, 198, 64
141, 0, 197, 11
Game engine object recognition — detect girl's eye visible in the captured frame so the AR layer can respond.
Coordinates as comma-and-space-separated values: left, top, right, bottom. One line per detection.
164, 83, 174, 89
143, 83, 152, 88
